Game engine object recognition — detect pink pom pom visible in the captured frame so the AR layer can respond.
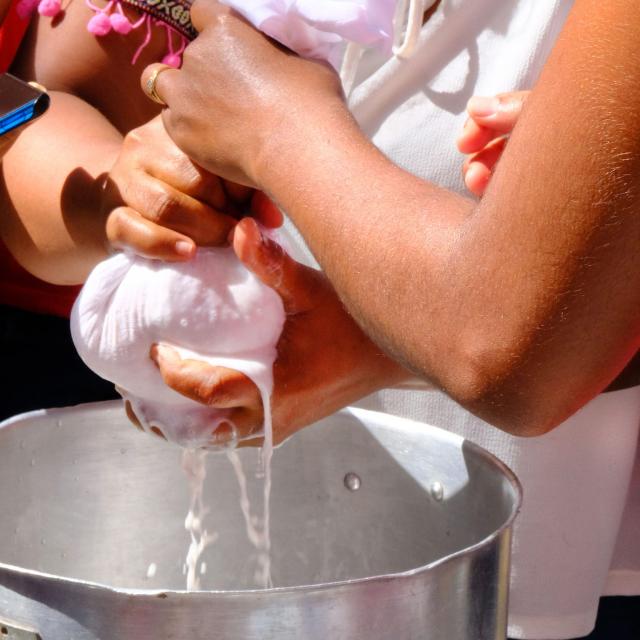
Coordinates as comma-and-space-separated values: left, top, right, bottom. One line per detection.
87, 12, 112, 36
16, 0, 39, 19
37, 0, 61, 17
162, 53, 182, 68
110, 12, 133, 34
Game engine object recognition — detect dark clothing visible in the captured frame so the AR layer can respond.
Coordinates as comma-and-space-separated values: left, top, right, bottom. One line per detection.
0, 304, 118, 421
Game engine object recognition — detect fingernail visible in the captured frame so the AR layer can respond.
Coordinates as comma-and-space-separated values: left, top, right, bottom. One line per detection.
468, 96, 499, 117
175, 240, 195, 257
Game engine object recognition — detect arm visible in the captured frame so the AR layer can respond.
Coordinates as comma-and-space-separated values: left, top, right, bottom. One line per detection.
0, 90, 121, 283
153, 0, 640, 435
0, 93, 264, 284
0, 0, 255, 285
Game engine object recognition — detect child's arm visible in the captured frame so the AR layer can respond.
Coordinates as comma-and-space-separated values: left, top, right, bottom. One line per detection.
0, 0, 252, 284
0, 92, 255, 284
0, 91, 121, 283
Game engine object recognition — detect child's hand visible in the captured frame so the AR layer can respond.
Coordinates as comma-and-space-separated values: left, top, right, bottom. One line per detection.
102, 116, 282, 261
457, 91, 530, 197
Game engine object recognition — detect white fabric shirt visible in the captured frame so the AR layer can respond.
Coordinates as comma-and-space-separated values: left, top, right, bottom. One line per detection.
283, 1, 640, 638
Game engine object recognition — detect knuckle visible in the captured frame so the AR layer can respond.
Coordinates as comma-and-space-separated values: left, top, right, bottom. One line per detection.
200, 373, 239, 407
106, 208, 131, 243
181, 166, 209, 194
149, 189, 181, 222
123, 128, 144, 149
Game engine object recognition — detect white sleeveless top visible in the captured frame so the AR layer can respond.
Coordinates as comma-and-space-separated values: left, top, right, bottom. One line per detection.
284, 1, 640, 638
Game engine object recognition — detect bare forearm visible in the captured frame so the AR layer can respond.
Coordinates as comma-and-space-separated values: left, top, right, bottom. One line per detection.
258, 0, 640, 433
0, 91, 122, 284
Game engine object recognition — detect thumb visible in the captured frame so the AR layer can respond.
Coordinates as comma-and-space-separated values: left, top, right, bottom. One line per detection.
466, 91, 530, 134
232, 217, 313, 311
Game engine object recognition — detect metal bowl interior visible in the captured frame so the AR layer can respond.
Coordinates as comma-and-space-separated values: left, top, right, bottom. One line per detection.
0, 401, 520, 592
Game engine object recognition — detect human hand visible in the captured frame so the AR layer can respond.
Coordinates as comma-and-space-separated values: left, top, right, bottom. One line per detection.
103, 115, 283, 260
457, 91, 530, 196
140, 1, 345, 187
143, 217, 408, 448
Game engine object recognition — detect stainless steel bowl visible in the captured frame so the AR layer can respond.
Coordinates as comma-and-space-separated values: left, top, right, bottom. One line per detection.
0, 401, 520, 640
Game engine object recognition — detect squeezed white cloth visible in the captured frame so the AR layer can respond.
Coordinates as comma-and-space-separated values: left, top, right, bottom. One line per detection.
220, 0, 396, 66
71, 248, 285, 448
219, 0, 435, 80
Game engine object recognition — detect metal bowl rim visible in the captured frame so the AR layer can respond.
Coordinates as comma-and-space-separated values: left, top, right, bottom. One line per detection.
0, 403, 522, 598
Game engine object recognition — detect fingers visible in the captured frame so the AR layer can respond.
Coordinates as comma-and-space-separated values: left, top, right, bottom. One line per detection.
189, 0, 227, 33
140, 63, 180, 109
224, 181, 253, 204
152, 162, 228, 211
462, 136, 508, 197
469, 91, 529, 130
457, 91, 529, 154
106, 206, 196, 261
251, 191, 283, 228
150, 344, 262, 409
232, 217, 313, 310
109, 173, 238, 250
149, 343, 265, 443
457, 117, 497, 155
235, 435, 265, 449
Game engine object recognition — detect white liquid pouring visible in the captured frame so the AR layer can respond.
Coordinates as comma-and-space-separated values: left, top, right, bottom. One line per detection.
71, 246, 285, 591
182, 383, 275, 590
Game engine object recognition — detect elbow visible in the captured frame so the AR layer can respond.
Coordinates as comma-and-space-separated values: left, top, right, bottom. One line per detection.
436, 332, 570, 438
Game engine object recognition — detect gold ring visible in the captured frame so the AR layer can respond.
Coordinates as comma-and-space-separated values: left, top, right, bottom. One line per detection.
145, 66, 171, 106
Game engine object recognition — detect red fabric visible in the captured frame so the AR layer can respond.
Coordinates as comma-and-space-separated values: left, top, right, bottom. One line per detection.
0, 1, 80, 318
0, 0, 29, 71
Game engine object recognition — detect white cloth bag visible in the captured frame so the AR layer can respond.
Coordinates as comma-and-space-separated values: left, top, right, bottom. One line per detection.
71, 248, 284, 448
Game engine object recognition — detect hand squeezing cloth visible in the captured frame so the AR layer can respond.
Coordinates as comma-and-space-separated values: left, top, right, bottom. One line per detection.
72, 0, 428, 449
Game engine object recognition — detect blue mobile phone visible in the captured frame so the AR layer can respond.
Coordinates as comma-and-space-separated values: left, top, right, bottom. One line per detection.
0, 73, 50, 136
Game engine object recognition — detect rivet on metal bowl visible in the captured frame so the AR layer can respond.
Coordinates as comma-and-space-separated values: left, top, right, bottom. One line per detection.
344, 472, 361, 491
430, 481, 444, 502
